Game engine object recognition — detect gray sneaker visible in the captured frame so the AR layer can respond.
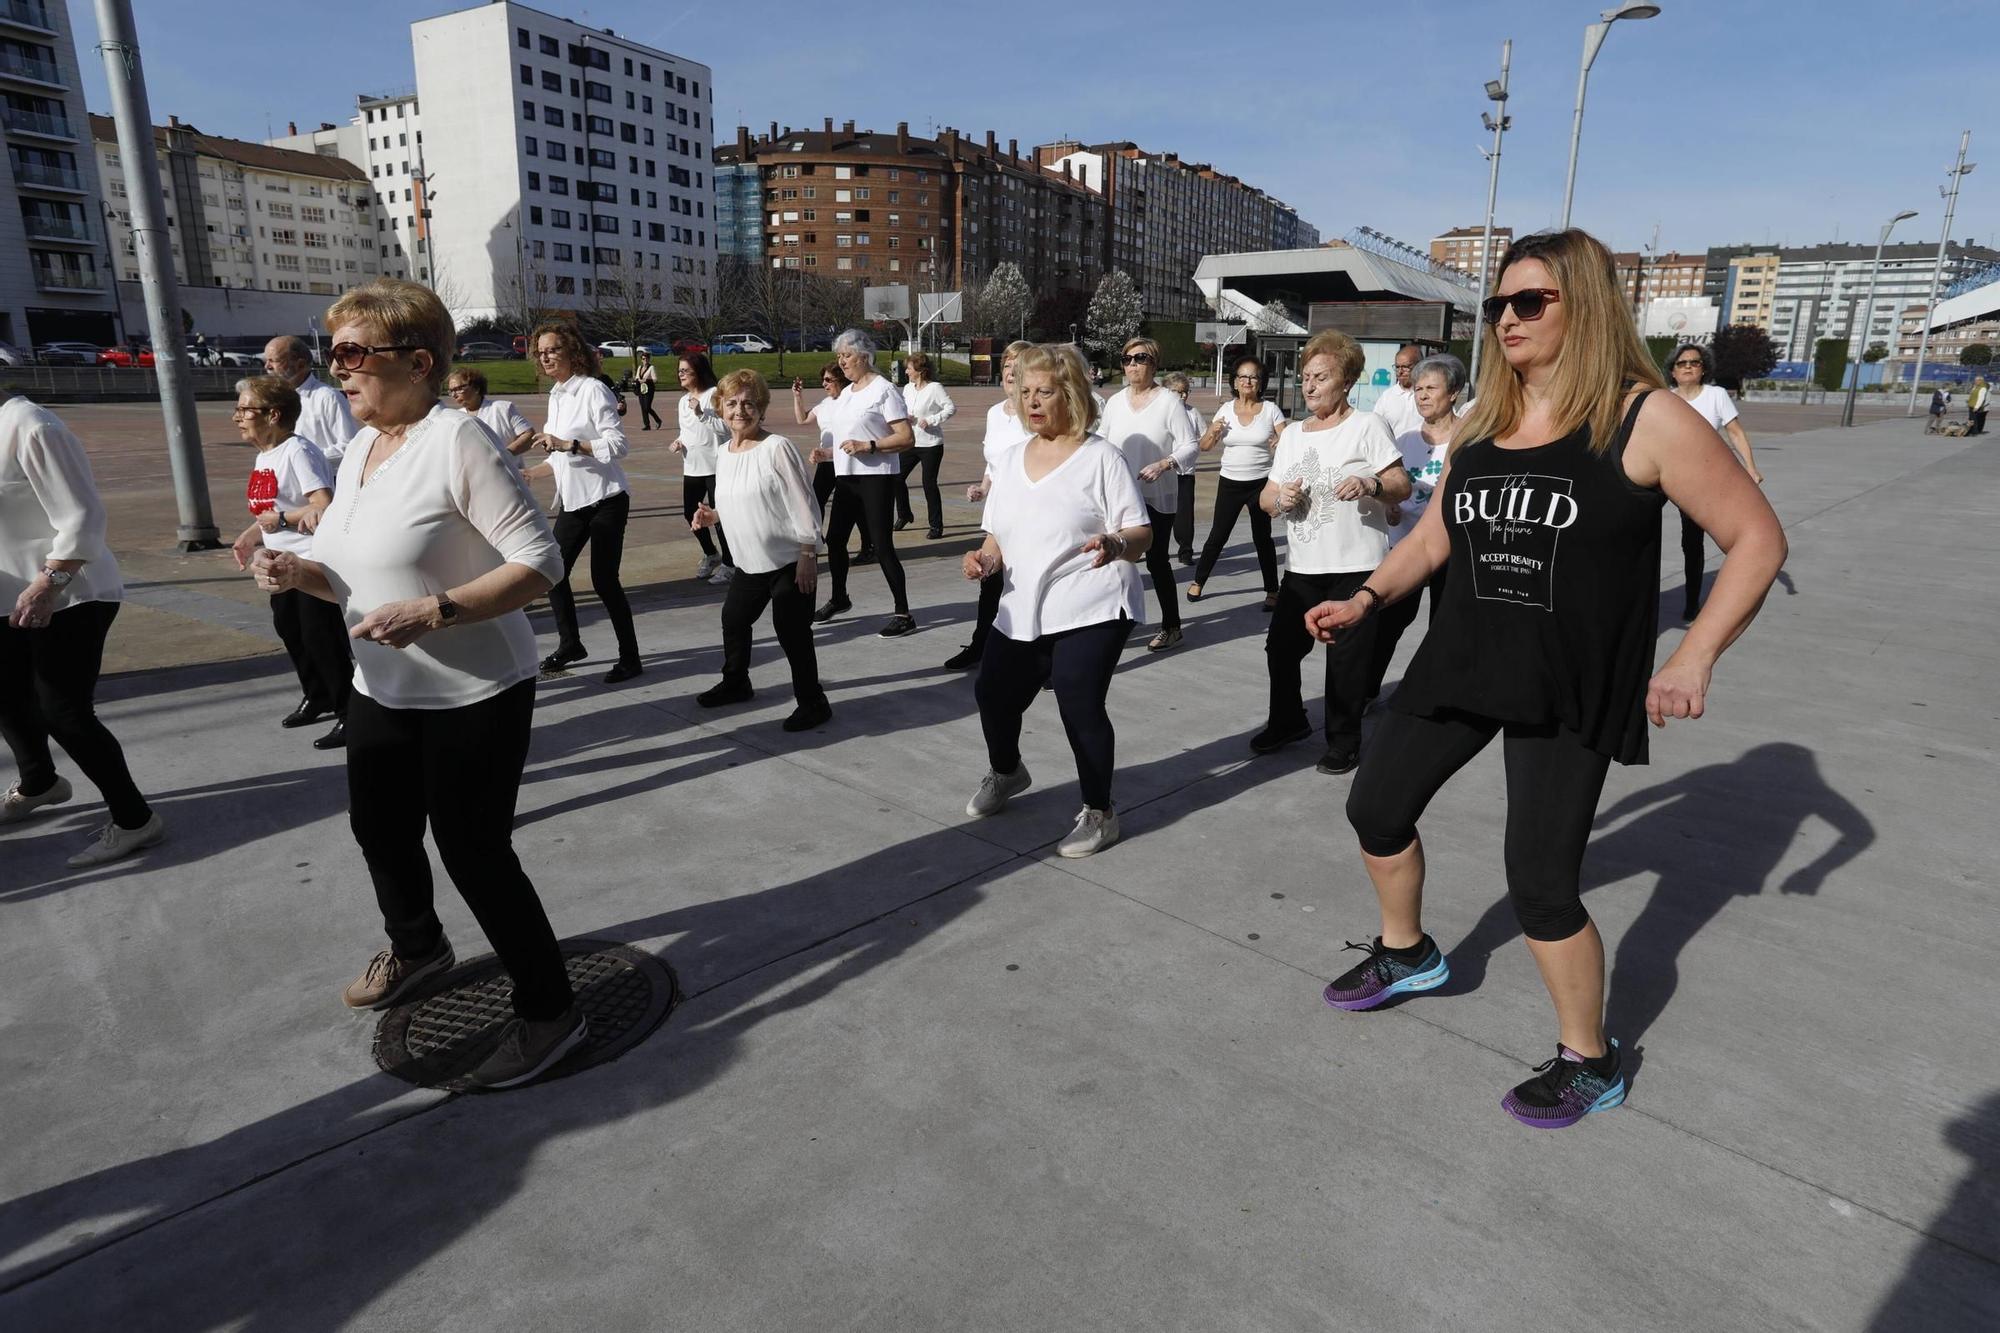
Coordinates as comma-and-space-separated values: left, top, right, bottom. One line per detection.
468, 1006, 590, 1090
1058, 807, 1120, 858
2, 776, 71, 824
65, 812, 165, 868
342, 937, 455, 1010
965, 764, 1031, 818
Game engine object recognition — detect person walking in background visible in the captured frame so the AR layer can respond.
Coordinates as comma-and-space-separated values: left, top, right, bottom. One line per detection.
670, 351, 735, 586
0, 390, 165, 867
1667, 342, 1763, 619
635, 349, 663, 431
897, 353, 955, 539
1188, 355, 1285, 611
226, 374, 350, 751
691, 371, 832, 733
263, 334, 360, 464
815, 329, 918, 638
1364, 353, 1465, 702
1371, 344, 1425, 439
1099, 336, 1198, 651
1966, 375, 1988, 435
963, 344, 1152, 859
1162, 370, 1204, 565
791, 361, 849, 519
249, 279, 584, 1090
945, 339, 1033, 671
521, 322, 644, 684
446, 367, 535, 459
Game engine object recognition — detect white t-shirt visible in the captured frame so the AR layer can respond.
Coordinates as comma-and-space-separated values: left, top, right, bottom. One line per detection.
474, 399, 533, 452
714, 432, 823, 574
1383, 428, 1448, 550
1679, 384, 1739, 436
312, 404, 563, 709
678, 386, 726, 476
1268, 412, 1403, 575
246, 435, 334, 557
825, 373, 908, 478
982, 436, 1147, 640
0, 396, 122, 609
295, 373, 360, 464
905, 380, 956, 450
807, 394, 840, 461
1099, 385, 1198, 512
543, 374, 631, 509
982, 400, 1030, 469
1373, 383, 1423, 439
1210, 399, 1287, 481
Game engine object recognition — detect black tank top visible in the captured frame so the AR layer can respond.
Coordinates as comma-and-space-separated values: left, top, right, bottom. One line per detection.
1392, 390, 1665, 764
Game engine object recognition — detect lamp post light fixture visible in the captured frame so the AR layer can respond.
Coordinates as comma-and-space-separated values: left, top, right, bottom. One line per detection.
1842, 209, 1919, 428
1559, 2, 1661, 230
1905, 132, 1975, 416
1468, 38, 1512, 395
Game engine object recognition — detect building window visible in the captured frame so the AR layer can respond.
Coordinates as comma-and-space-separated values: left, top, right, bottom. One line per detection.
528, 172, 540, 190
544, 106, 563, 126
540, 35, 559, 55
517, 26, 529, 48
541, 70, 561, 92
525, 137, 537, 157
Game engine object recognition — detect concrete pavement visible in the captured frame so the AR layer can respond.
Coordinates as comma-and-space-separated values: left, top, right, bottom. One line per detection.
0, 409, 1995, 1331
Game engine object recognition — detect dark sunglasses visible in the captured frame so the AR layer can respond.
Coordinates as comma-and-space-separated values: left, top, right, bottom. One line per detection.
1122, 353, 1155, 365
1480, 288, 1561, 325
1672, 359, 1703, 369
329, 341, 421, 370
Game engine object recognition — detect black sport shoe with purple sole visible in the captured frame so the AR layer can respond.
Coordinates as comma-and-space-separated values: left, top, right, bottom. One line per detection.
1500, 1040, 1626, 1129
1322, 936, 1449, 1011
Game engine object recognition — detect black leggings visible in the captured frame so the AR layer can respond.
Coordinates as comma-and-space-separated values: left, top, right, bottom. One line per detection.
897, 445, 943, 531
637, 383, 661, 430
826, 474, 907, 613
1364, 565, 1448, 702
720, 564, 826, 707
345, 679, 572, 1020
967, 569, 1002, 652
1266, 569, 1377, 745
1192, 475, 1278, 593
1174, 472, 1197, 558
1345, 707, 1612, 942
271, 587, 353, 717
1142, 504, 1180, 631
0, 600, 151, 829
683, 474, 732, 564
548, 491, 640, 662
974, 616, 1128, 810
812, 460, 836, 518
1677, 505, 1704, 616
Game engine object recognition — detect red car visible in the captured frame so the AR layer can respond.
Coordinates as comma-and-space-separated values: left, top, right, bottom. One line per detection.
671, 339, 708, 356
98, 344, 156, 368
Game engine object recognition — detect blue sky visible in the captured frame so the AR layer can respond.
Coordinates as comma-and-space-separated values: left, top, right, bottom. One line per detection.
66, 0, 1997, 259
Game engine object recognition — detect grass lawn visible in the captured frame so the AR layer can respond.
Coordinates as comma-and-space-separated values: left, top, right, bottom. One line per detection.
464, 351, 971, 396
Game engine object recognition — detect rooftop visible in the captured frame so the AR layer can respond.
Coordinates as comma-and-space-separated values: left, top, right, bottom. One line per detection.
89, 113, 368, 185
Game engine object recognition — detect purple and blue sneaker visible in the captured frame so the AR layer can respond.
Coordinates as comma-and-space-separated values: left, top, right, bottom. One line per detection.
1322, 936, 1449, 1011
1501, 1040, 1626, 1129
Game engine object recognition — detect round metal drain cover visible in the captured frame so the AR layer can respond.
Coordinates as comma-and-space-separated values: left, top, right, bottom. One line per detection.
373, 938, 676, 1091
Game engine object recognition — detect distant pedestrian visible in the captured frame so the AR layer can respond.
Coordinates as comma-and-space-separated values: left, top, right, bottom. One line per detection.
1188, 355, 1285, 610
670, 351, 735, 585
896, 352, 955, 539
263, 334, 360, 463
1967, 375, 1988, 435
635, 349, 663, 430
1927, 387, 1949, 432
1099, 336, 1198, 651
944, 339, 1032, 671
1162, 370, 1203, 564
1668, 342, 1763, 619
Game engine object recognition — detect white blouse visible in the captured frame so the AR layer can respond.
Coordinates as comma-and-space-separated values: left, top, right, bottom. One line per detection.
1098, 386, 1198, 512
904, 380, 957, 449
678, 386, 726, 477
311, 404, 564, 710
543, 375, 631, 509
982, 437, 1147, 640
1210, 399, 1287, 481
0, 396, 122, 609
714, 432, 824, 574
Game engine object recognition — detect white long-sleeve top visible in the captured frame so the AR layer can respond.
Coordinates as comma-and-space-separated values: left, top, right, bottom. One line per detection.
678, 386, 726, 477
0, 396, 122, 608
310, 404, 564, 709
1098, 385, 1198, 512
543, 374, 630, 509
713, 432, 824, 574
296, 373, 360, 464
904, 380, 957, 449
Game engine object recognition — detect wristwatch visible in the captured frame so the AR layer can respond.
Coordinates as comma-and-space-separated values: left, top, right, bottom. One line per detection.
41, 566, 74, 588
276, 511, 290, 531
435, 593, 459, 627
868, 440, 878, 454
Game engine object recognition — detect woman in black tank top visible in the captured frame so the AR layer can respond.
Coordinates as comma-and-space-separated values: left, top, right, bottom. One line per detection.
1306, 230, 1788, 1130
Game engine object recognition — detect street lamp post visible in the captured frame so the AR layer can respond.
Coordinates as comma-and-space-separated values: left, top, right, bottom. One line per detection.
1559, 2, 1661, 230
1468, 38, 1512, 395
1842, 209, 1919, 427
1905, 131, 1975, 415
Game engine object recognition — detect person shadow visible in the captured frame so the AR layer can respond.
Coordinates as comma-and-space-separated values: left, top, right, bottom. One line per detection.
1866, 1089, 2000, 1331
1438, 742, 1874, 1063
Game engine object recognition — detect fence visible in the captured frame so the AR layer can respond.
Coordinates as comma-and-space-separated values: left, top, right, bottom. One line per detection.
0, 365, 247, 402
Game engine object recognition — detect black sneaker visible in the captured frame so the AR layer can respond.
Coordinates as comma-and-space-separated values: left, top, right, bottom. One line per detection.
878, 613, 918, 638
1316, 742, 1360, 775
1322, 936, 1449, 1011
1500, 1041, 1626, 1129
782, 699, 833, 732
944, 642, 983, 671
697, 677, 754, 707
539, 643, 586, 672
813, 596, 852, 623
1250, 719, 1311, 754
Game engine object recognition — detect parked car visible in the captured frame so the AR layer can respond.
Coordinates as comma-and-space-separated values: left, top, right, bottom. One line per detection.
0, 341, 29, 368
36, 340, 101, 366
98, 344, 156, 368
596, 340, 641, 358
511, 334, 529, 357
671, 338, 708, 356
456, 340, 514, 361
714, 333, 774, 355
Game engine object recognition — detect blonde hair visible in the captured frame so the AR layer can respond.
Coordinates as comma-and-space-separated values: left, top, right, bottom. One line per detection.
1003, 339, 1034, 362
905, 351, 931, 380
1301, 330, 1366, 390
1161, 370, 1191, 393
530, 320, 600, 378
1014, 342, 1100, 438
1121, 335, 1161, 364
715, 368, 769, 414
1457, 229, 1666, 457
323, 278, 455, 391
234, 374, 301, 431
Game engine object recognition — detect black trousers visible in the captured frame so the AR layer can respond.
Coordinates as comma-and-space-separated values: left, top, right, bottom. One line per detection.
720, 565, 826, 707
270, 587, 353, 717
1364, 566, 1448, 702
548, 491, 640, 662
345, 679, 573, 1020
826, 474, 907, 613
1192, 475, 1278, 593
637, 383, 661, 430
975, 617, 1128, 811
0, 600, 151, 829
1677, 505, 1705, 616
1142, 504, 1181, 631
967, 569, 1003, 653
1972, 408, 1989, 435
1345, 707, 1612, 942
896, 445, 944, 531
1266, 569, 1378, 746
812, 460, 836, 518
683, 474, 732, 564
1174, 472, 1197, 559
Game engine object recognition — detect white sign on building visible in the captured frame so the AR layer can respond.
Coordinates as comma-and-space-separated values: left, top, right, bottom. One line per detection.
1641, 297, 1720, 342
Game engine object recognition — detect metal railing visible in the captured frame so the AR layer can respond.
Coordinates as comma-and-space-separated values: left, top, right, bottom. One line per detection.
32, 266, 99, 290
1, 106, 70, 138
0, 1, 55, 31
0, 364, 246, 399
0, 47, 60, 83
22, 214, 87, 241
11, 159, 80, 190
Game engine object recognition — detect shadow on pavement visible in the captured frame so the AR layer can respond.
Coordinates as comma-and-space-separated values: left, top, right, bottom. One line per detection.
1866, 1089, 2000, 1331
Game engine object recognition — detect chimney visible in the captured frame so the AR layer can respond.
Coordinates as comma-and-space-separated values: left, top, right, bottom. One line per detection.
843, 119, 855, 135
287, 120, 297, 136
1009, 138, 1018, 160
769, 120, 778, 141
943, 127, 959, 159
824, 116, 833, 134
168, 114, 180, 128
896, 121, 909, 155
985, 129, 996, 156
737, 124, 751, 156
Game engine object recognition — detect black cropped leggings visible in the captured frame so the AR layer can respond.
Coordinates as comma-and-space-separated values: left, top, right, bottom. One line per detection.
975, 617, 1128, 811
1345, 707, 1612, 942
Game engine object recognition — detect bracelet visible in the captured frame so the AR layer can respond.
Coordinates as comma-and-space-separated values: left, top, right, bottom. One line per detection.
1354, 585, 1384, 616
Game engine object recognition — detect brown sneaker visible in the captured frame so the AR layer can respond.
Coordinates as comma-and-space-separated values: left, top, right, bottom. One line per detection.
341, 937, 454, 1010
467, 1006, 589, 1090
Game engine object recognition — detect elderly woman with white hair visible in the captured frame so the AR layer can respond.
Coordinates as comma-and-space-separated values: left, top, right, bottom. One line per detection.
815, 328, 918, 637
1365, 352, 1465, 701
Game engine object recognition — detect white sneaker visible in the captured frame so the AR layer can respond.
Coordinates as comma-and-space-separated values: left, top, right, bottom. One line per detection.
1, 776, 71, 824
694, 553, 719, 580
708, 562, 737, 585
66, 812, 167, 868
965, 765, 1031, 818
1058, 807, 1120, 858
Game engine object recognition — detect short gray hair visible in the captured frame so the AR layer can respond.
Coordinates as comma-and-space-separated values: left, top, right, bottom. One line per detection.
264, 334, 310, 370
832, 328, 876, 359
1412, 353, 1468, 398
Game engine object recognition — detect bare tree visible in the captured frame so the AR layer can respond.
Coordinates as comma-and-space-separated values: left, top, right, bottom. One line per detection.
720, 256, 804, 373
495, 213, 560, 337
590, 267, 671, 357
980, 261, 1031, 340
671, 274, 735, 351
805, 274, 862, 335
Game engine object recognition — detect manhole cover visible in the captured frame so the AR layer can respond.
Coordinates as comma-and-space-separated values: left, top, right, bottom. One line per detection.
373, 938, 676, 1091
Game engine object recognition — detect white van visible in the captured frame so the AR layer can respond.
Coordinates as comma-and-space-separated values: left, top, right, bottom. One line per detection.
715, 333, 774, 354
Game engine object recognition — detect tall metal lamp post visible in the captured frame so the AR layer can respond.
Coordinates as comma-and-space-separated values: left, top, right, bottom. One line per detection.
1842, 209, 1918, 428
1559, 2, 1661, 230
1904, 132, 1974, 415
1467, 39, 1512, 395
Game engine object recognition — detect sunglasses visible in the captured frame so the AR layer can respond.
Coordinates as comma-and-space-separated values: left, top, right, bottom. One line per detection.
1122, 353, 1154, 365
1672, 359, 1703, 369
1480, 288, 1561, 325
328, 341, 420, 370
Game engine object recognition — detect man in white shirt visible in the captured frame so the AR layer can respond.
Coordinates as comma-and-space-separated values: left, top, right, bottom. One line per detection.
1371, 344, 1424, 438
264, 336, 360, 464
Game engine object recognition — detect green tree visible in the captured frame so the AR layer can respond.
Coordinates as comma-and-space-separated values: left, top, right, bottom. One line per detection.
1812, 337, 1848, 392
1083, 270, 1143, 358
1709, 324, 1779, 391
1862, 342, 1889, 363
1961, 343, 1992, 366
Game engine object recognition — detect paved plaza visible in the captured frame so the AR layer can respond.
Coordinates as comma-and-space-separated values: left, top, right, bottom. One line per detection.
0, 399, 1995, 1330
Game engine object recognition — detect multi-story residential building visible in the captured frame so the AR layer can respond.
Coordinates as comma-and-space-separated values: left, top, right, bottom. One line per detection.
1611, 249, 1706, 310
1034, 139, 1318, 322
1893, 302, 2000, 374
710, 140, 761, 265
1761, 240, 2000, 366
1723, 252, 1779, 331
0, 0, 117, 347
93, 115, 377, 299
272, 92, 430, 283
1429, 226, 1513, 284
729, 120, 1102, 297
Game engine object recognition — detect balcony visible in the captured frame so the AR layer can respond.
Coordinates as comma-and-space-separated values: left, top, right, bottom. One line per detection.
1, 105, 70, 138
0, 46, 60, 85
33, 265, 100, 291
10, 158, 79, 190
0, 1, 55, 34
22, 213, 87, 242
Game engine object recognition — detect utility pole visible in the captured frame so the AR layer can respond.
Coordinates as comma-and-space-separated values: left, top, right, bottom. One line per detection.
94, 0, 218, 549
1905, 131, 1974, 416
1469, 38, 1511, 396
1842, 210, 1918, 427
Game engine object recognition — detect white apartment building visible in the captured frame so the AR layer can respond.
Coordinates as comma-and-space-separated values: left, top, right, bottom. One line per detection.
272, 92, 430, 283
1759, 241, 2000, 364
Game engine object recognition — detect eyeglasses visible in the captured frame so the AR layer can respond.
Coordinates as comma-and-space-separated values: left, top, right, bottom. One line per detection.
1481, 288, 1561, 325
1234, 375, 1261, 382
1122, 353, 1154, 365
229, 406, 268, 417
533, 348, 564, 360
447, 384, 474, 395
328, 341, 421, 370
1672, 359, 1703, 369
